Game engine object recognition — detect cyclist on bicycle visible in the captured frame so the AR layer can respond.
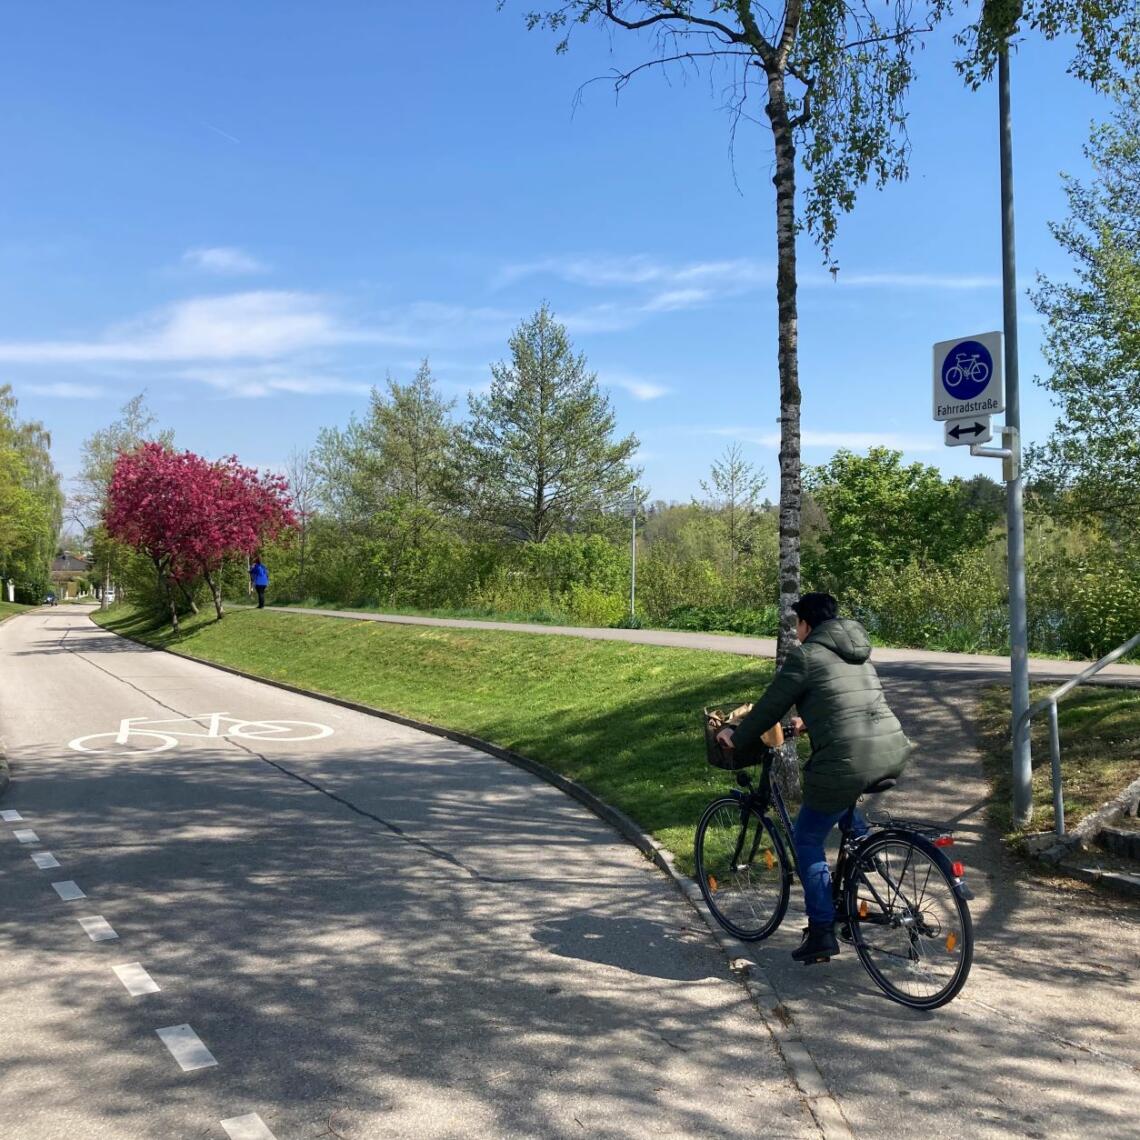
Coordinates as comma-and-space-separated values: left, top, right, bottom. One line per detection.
716, 592, 911, 964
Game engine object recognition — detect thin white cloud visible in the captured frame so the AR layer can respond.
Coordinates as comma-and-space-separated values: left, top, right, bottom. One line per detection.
807, 272, 1001, 290
642, 288, 713, 313
500, 254, 998, 296
604, 371, 670, 401
496, 254, 772, 292
182, 246, 268, 275
560, 303, 643, 334
0, 291, 403, 365
561, 288, 719, 333
177, 364, 374, 399
23, 382, 106, 399
388, 302, 516, 346
200, 121, 241, 145
708, 426, 941, 452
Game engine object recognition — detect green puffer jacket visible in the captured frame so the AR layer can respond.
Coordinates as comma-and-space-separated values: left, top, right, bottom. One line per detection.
732, 618, 912, 812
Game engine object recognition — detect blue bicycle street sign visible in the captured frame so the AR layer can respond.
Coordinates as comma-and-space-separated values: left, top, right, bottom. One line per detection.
932, 331, 1004, 421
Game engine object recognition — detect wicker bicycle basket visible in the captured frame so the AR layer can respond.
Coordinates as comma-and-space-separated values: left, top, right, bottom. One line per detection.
703, 705, 784, 771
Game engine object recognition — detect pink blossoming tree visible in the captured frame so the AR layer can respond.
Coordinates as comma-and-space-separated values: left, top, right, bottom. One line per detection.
105, 443, 296, 630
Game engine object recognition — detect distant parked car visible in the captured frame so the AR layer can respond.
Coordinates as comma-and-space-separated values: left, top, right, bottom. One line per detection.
43, 592, 57, 606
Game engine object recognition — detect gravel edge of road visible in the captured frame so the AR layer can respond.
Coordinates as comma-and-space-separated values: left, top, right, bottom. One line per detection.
97, 619, 854, 1140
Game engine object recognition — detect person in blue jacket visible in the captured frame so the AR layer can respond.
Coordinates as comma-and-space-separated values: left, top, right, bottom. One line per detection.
249, 556, 270, 609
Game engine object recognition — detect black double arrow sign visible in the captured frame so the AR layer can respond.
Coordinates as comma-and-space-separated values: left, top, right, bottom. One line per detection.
948, 421, 987, 439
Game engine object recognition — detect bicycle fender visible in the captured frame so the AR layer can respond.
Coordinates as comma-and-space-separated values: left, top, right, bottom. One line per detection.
871, 827, 975, 902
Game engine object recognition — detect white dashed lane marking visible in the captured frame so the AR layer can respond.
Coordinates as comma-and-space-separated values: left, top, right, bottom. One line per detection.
112, 962, 161, 996
52, 880, 86, 901
77, 916, 119, 942
156, 1024, 218, 1071
13, 829, 39, 844
1, 809, 23, 821
221, 1113, 278, 1140
31, 852, 61, 869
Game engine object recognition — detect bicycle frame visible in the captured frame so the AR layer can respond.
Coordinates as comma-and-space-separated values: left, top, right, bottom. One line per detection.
728, 764, 973, 919
703, 757, 976, 1007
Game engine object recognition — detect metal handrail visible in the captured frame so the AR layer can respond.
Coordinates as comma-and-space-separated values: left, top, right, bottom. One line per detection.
1015, 631, 1140, 837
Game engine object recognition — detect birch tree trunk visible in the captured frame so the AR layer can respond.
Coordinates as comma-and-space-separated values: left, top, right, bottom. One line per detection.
766, 68, 804, 802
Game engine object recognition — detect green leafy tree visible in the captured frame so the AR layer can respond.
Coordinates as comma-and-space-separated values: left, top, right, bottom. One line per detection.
313, 361, 462, 604
956, 0, 1139, 91
285, 448, 318, 600
0, 386, 63, 601
1028, 82, 1140, 535
805, 447, 1001, 598
71, 393, 172, 609
514, 0, 950, 660
698, 442, 767, 604
464, 305, 639, 543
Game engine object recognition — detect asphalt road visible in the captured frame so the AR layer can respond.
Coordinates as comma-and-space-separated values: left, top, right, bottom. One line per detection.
0, 610, 815, 1139
2, 607, 1138, 1139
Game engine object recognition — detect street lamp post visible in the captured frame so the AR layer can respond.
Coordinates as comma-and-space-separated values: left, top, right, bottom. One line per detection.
622, 495, 639, 625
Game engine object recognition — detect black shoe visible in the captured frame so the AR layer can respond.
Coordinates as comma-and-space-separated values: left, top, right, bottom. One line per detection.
791, 921, 839, 964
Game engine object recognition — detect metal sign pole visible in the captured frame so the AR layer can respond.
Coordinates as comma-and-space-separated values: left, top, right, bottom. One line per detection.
999, 44, 1034, 826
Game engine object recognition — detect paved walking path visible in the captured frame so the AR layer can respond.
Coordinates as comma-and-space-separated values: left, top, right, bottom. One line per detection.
274, 605, 1140, 685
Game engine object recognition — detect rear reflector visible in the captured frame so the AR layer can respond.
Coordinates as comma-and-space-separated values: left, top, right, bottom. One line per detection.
933, 836, 954, 848
951, 861, 965, 878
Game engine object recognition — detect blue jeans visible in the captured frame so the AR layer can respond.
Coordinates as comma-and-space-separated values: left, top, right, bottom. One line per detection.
793, 803, 869, 924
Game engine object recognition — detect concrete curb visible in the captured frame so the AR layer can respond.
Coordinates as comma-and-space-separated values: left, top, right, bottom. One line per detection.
0, 609, 27, 801
1024, 772, 1140, 879
96, 618, 852, 1140
1052, 860, 1140, 900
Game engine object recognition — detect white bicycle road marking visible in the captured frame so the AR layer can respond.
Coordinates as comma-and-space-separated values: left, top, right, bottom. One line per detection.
68, 711, 334, 754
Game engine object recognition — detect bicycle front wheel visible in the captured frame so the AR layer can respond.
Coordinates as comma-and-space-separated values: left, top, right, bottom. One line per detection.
229, 720, 334, 742
694, 796, 790, 941
844, 834, 973, 1010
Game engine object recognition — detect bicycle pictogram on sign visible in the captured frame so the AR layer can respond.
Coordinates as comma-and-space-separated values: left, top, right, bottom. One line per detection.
68, 712, 334, 754
940, 339, 994, 402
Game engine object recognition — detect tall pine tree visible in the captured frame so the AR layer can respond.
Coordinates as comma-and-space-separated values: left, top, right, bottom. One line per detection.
464, 305, 639, 543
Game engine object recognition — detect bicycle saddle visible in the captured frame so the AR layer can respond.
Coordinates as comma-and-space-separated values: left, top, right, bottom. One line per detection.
862, 777, 897, 795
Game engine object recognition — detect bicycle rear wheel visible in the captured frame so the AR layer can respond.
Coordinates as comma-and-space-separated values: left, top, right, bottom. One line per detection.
694, 796, 790, 941
844, 834, 973, 1010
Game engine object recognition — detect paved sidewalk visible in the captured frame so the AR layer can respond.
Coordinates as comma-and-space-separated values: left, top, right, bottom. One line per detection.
274, 605, 1140, 685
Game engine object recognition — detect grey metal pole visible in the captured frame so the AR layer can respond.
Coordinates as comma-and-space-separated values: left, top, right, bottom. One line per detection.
1047, 700, 1065, 836
999, 45, 1034, 827
630, 512, 637, 624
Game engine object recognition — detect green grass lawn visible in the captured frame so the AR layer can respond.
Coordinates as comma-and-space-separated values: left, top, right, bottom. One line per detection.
93, 605, 779, 870
977, 684, 1140, 836
0, 600, 33, 620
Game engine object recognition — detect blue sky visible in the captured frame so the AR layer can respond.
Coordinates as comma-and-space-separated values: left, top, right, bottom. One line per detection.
0, 2, 1116, 506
